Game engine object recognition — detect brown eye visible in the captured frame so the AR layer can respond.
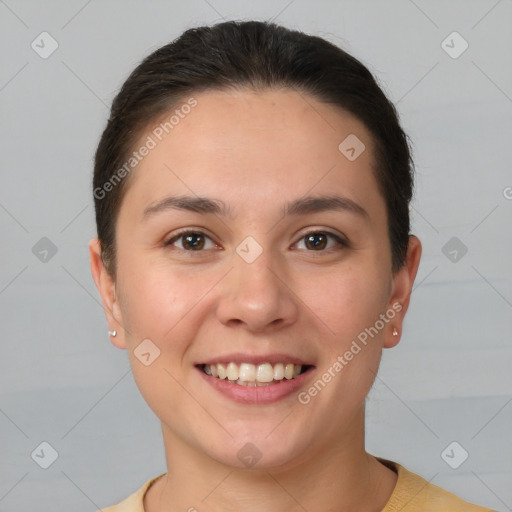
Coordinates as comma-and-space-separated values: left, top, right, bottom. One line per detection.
165, 231, 215, 251
182, 233, 205, 250
305, 233, 328, 250
296, 231, 347, 251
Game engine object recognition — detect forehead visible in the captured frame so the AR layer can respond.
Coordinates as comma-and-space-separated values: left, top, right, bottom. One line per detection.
159, 88, 373, 152
120, 88, 383, 221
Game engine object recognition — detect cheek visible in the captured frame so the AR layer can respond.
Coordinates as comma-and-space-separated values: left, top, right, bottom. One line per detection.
304, 264, 389, 398
127, 354, 203, 442
117, 266, 203, 427
302, 263, 389, 338
117, 260, 197, 340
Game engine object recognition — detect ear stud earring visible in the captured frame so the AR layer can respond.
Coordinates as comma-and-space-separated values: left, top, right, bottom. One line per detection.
108, 330, 117, 337
392, 327, 398, 337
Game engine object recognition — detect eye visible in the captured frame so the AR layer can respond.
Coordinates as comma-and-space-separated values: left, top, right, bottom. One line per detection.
294, 230, 347, 251
165, 230, 217, 251
164, 229, 348, 253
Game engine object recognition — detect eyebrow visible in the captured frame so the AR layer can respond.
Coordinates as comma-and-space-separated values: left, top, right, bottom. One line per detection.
142, 194, 369, 222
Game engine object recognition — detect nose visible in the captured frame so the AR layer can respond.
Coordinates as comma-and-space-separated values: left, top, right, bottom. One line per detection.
215, 246, 299, 333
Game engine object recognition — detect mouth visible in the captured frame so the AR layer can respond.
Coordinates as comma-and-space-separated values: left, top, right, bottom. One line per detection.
197, 362, 314, 387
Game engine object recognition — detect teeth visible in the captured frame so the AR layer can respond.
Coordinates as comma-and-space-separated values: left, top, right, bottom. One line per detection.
217, 363, 227, 380
257, 363, 274, 383
202, 362, 305, 385
239, 363, 256, 381
226, 362, 238, 381
273, 363, 284, 380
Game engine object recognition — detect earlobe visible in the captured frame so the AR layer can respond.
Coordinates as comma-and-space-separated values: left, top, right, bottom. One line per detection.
88, 238, 127, 349
384, 235, 422, 349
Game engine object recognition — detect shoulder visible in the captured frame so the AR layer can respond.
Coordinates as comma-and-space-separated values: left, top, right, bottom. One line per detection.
98, 473, 165, 512
377, 458, 495, 511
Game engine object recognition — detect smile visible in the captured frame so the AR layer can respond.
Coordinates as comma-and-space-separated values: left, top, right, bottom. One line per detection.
201, 362, 311, 386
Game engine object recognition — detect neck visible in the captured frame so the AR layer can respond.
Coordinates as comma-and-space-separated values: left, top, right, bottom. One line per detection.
144, 406, 397, 512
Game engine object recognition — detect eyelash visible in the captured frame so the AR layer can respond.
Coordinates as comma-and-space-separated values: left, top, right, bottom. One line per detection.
164, 228, 348, 254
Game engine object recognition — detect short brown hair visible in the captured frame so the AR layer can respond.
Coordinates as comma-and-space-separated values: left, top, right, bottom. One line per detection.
93, 20, 414, 277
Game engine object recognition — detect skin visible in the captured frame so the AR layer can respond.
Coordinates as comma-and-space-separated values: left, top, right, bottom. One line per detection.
89, 88, 422, 512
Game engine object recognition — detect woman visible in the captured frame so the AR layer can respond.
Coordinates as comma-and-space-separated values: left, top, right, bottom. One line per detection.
89, 20, 494, 511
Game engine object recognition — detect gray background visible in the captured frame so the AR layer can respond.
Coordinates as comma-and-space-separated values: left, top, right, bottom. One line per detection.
1, 0, 511, 510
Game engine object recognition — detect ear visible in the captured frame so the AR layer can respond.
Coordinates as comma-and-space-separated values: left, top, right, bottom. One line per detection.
88, 238, 127, 349
384, 235, 422, 349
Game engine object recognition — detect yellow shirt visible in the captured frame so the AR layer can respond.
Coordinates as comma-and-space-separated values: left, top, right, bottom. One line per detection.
100, 458, 495, 511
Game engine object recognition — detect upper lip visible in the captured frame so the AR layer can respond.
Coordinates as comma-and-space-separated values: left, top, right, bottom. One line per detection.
197, 353, 315, 366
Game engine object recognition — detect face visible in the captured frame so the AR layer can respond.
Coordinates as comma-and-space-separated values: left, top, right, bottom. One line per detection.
91, 88, 420, 471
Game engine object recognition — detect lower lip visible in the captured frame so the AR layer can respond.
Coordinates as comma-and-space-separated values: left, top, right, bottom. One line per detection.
196, 366, 315, 404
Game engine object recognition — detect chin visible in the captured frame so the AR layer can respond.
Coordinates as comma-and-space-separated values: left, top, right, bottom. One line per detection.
206, 430, 314, 472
